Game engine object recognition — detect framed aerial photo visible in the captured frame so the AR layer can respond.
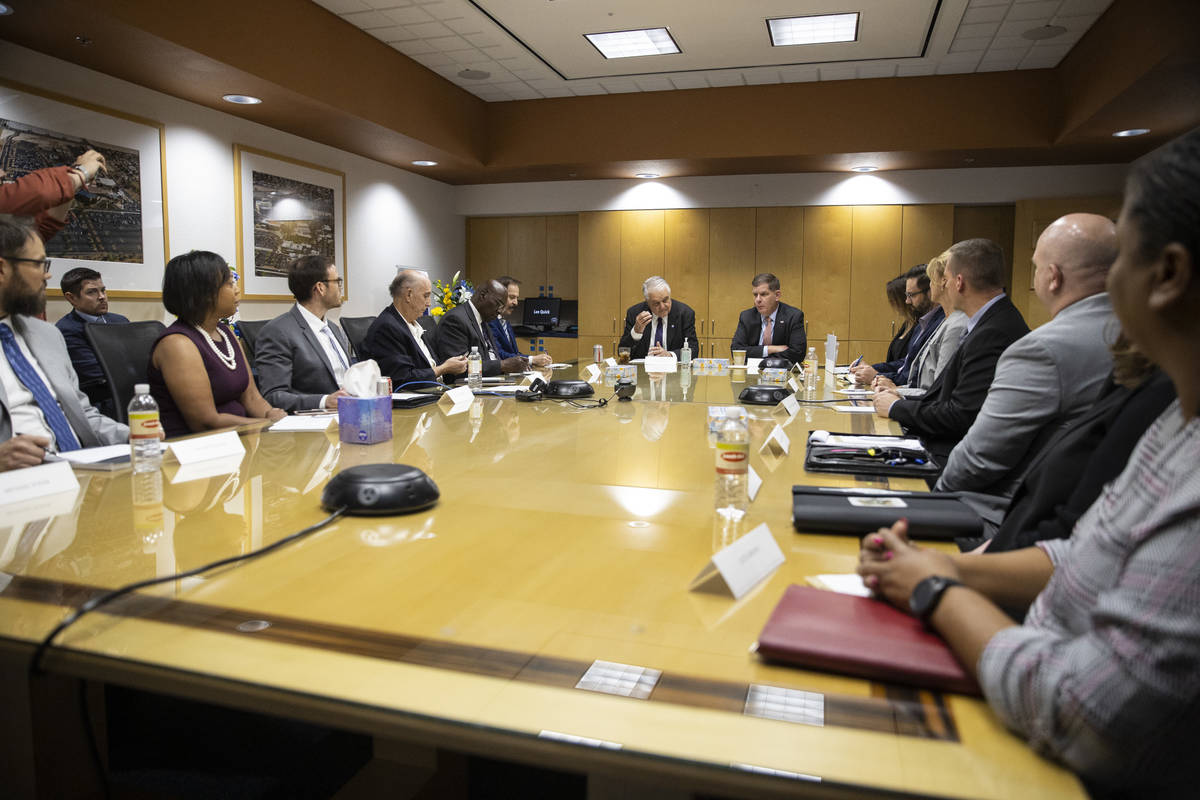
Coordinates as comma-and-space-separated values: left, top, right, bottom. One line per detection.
233, 145, 347, 301
0, 79, 169, 297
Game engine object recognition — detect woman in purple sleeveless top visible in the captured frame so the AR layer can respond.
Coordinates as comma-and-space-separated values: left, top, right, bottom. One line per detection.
148, 251, 285, 438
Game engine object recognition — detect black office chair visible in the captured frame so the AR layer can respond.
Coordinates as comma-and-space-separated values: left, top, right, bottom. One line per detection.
236, 319, 270, 365
417, 314, 437, 335
85, 320, 166, 424
339, 316, 374, 358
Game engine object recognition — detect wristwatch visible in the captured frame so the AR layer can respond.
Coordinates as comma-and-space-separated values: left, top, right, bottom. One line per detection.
909, 575, 963, 621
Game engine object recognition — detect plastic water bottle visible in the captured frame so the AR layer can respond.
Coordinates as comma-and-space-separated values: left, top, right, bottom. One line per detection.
467, 346, 483, 391
128, 383, 161, 472
803, 346, 819, 392
714, 414, 749, 520
680, 339, 691, 365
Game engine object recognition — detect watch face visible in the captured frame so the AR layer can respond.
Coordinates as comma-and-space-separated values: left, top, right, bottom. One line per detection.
910, 576, 944, 619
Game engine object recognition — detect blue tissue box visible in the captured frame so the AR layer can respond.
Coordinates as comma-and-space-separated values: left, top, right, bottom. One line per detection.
337, 395, 392, 444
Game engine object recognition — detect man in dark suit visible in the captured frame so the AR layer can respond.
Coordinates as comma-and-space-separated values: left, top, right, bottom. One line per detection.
255, 255, 353, 412
730, 272, 806, 363
434, 278, 526, 379
55, 267, 130, 418
489, 275, 551, 367
874, 238, 1029, 463
618, 276, 699, 359
364, 269, 467, 386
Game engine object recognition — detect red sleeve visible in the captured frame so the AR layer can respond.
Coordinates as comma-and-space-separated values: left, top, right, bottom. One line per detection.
0, 166, 76, 216
35, 210, 68, 242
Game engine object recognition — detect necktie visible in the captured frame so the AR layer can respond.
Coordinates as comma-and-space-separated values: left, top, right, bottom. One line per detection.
762, 316, 773, 351
653, 317, 664, 348
0, 323, 81, 451
481, 320, 499, 360
322, 324, 349, 377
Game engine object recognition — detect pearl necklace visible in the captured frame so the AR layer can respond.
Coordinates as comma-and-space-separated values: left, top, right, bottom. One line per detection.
193, 324, 238, 371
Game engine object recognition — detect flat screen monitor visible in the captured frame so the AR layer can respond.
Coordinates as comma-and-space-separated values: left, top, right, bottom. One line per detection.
522, 297, 561, 328
558, 299, 578, 330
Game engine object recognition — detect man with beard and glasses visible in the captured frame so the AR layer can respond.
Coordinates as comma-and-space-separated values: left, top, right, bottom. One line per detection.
0, 214, 127, 471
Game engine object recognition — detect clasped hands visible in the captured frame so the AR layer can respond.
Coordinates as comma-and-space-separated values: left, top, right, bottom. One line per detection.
857, 519, 960, 612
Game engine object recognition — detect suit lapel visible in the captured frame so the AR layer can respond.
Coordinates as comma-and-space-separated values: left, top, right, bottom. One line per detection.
23, 320, 99, 448
293, 306, 338, 382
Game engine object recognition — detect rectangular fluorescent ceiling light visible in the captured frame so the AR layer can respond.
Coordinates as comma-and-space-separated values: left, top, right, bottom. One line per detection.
585, 28, 680, 59
768, 13, 859, 46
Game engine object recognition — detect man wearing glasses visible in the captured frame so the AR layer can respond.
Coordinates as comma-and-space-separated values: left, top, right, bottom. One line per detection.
0, 214, 128, 471
850, 263, 942, 385
255, 255, 354, 412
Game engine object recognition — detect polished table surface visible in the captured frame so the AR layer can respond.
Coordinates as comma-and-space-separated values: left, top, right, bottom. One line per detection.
0, 366, 1084, 799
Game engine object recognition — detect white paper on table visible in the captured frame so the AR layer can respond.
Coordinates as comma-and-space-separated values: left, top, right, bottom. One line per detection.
833, 405, 877, 413
810, 573, 871, 597
269, 414, 337, 432
643, 355, 678, 373
834, 388, 874, 397
0, 460, 79, 507
393, 392, 428, 401
549, 363, 572, 369
480, 385, 522, 394
167, 431, 245, 465
808, 431, 926, 452
58, 443, 151, 464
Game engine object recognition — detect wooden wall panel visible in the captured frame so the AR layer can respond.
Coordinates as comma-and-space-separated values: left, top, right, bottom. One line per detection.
619, 210, 665, 312
801, 206, 852, 345
953, 204, 1017, 301
466, 217, 508, 287
708, 208, 756, 345
849, 205, 904, 343
1011, 196, 1119, 328
505, 216, 547, 293
664, 209, 710, 325
755, 206, 804, 308
578, 211, 622, 337
901, 204, 954, 271
546, 214, 579, 298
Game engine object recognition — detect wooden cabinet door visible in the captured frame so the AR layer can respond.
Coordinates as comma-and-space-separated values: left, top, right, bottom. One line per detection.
505, 216, 548, 294
849, 205, 903, 344
546, 214, 578, 299
901, 204, 953, 272
665, 209, 710, 329
466, 217, 508, 287
708, 208, 756, 343
578, 212, 622, 337
619, 210, 666, 313
755, 206, 804, 307
801, 206, 852, 345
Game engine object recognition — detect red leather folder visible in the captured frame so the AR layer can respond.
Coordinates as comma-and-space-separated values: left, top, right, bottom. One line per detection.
756, 584, 980, 695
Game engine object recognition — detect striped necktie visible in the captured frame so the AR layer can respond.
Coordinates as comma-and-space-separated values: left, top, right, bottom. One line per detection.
0, 323, 81, 451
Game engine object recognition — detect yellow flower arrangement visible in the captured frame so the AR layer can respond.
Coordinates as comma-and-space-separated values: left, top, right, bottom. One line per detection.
432, 271, 472, 317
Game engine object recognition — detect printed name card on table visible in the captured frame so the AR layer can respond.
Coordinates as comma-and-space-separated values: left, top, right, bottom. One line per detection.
582, 363, 602, 383
787, 376, 801, 393
167, 430, 245, 465
438, 385, 475, 415
605, 357, 617, 368
689, 523, 785, 599
643, 355, 677, 373
773, 393, 800, 420
0, 459, 79, 507
747, 464, 762, 502
760, 425, 791, 458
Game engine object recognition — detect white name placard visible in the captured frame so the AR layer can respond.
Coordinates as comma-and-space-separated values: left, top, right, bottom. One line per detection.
583, 363, 602, 383
774, 393, 800, 418
643, 355, 677, 373
690, 523, 785, 599
438, 385, 475, 415
167, 430, 245, 465
0, 459, 79, 507
605, 357, 618, 368
761, 425, 791, 458
748, 464, 763, 502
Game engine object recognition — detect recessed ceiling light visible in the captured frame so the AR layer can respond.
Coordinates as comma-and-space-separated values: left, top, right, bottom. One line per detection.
0, 4, 13, 15
850, 165, 879, 173
585, 28, 680, 59
635, 172, 660, 179
768, 13, 859, 46
412, 160, 438, 167
457, 68, 491, 80
1021, 24, 1068, 41
222, 94, 262, 105
1112, 128, 1151, 138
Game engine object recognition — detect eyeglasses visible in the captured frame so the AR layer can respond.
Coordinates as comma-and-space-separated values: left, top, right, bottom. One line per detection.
2, 255, 51, 274
904, 289, 928, 299
321, 278, 344, 287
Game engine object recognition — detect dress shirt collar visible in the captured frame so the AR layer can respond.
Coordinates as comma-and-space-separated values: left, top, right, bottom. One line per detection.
965, 292, 1006, 336
74, 309, 105, 323
295, 302, 328, 335
760, 306, 779, 327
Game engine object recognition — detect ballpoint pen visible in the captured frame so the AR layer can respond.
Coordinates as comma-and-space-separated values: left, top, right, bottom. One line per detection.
850, 354, 864, 368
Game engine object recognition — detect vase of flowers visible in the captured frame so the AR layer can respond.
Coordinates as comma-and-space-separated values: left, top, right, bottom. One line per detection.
431, 271, 472, 318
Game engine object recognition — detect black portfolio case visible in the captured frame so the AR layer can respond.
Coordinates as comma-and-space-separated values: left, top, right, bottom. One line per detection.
803, 431, 942, 479
791, 486, 984, 541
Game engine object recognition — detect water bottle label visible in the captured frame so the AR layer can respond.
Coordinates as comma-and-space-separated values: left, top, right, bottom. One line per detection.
715, 442, 749, 474
130, 411, 161, 440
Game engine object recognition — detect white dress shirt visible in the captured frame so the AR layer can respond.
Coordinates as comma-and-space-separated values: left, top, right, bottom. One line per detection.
0, 318, 59, 450
407, 318, 438, 370
629, 315, 667, 348
295, 303, 350, 409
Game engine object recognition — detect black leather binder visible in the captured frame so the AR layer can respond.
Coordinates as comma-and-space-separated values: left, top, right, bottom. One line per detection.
803, 431, 942, 479
791, 486, 984, 540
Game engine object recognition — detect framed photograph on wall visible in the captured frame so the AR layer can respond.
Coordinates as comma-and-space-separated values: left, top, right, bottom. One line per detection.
233, 145, 347, 301
0, 79, 169, 298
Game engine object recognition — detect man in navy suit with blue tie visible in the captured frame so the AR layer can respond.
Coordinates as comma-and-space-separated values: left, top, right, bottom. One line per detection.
489, 276, 552, 367
55, 267, 130, 418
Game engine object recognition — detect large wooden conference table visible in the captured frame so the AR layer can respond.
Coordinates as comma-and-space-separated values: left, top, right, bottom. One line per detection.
0, 365, 1085, 799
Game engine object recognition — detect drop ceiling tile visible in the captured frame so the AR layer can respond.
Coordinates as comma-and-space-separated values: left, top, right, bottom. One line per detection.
443, 17, 485, 34
1028, 41, 1075, 58
536, 86, 574, 98
942, 49, 985, 63
392, 39, 438, 56
957, 21, 1001, 38
315, 0, 372, 13
990, 35, 1032, 49
951, 37, 992, 52
896, 63, 937, 76
496, 82, 542, 100
471, 87, 511, 101
365, 25, 414, 42
961, 5, 1007, 23
340, 9, 397, 27
1008, 1, 1060, 21
777, 65, 820, 82
445, 48, 487, 64
599, 77, 641, 93
818, 64, 858, 81
1057, 0, 1112, 14
510, 66, 553, 79
421, 2, 465, 20
856, 63, 898, 79
362, 0, 415, 7
936, 61, 980, 74
412, 51, 455, 68
464, 32, 501, 48
405, 20, 454, 37
977, 60, 1022, 72
426, 34, 471, 52
634, 76, 675, 91
741, 67, 783, 84
705, 72, 746, 87
998, 19, 1040, 36
668, 74, 711, 90
570, 83, 609, 96
968, 0, 1012, 5
981, 46, 1034, 62
382, 4, 435, 24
